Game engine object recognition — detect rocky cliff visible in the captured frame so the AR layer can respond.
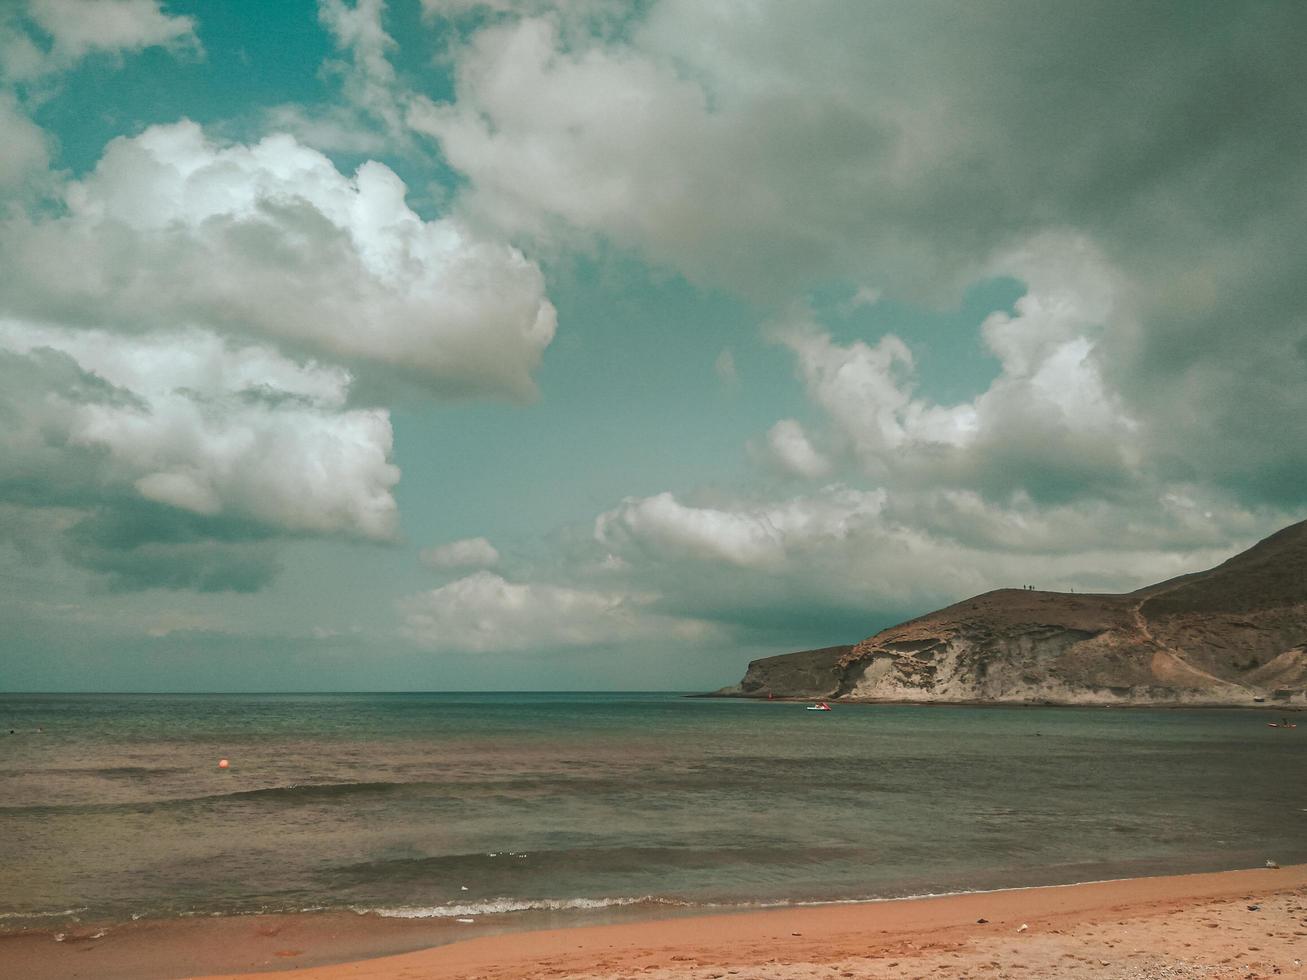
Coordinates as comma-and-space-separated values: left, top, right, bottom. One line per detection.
715, 520, 1307, 706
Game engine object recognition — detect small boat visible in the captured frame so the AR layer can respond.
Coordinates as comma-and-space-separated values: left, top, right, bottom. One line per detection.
806, 702, 832, 711
1267, 722, 1297, 729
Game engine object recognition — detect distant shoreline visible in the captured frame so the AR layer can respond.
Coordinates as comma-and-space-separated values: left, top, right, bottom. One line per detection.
690, 691, 1307, 710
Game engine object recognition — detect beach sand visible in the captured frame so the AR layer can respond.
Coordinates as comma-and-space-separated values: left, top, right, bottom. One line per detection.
5, 865, 1305, 979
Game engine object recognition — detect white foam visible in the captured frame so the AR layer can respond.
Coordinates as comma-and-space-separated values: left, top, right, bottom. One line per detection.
365, 871, 1222, 923
0, 907, 87, 920
364, 896, 686, 919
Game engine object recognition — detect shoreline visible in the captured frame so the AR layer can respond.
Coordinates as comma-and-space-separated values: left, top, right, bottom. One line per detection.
693, 692, 1307, 711
6, 864, 1305, 979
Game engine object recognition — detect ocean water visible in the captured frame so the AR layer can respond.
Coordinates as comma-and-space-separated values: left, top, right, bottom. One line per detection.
1, 693, 1304, 932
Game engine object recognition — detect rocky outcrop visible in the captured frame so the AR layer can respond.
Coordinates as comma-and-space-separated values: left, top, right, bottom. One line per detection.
715, 519, 1307, 706
712, 645, 852, 699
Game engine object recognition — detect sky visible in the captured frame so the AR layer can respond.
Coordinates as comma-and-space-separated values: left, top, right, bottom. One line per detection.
1, 0, 1305, 692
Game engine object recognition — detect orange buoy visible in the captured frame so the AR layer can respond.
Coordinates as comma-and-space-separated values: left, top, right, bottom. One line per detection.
218, 758, 230, 769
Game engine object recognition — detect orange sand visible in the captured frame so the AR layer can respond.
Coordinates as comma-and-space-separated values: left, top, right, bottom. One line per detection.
6, 865, 1306, 979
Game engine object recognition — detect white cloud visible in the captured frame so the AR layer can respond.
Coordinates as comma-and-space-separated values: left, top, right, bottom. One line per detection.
0, 91, 47, 185
381, 2, 1307, 652
409, 16, 733, 277
771, 235, 1140, 499
0, 321, 399, 540
410, 3, 1307, 509
979, 235, 1122, 379
841, 286, 882, 314
0, 22, 45, 83
4, 0, 199, 80
774, 322, 982, 487
318, 1, 398, 116
587, 230, 1283, 627
763, 419, 830, 479
596, 487, 886, 570
260, 103, 391, 155
0, 120, 556, 399
259, 1, 409, 154
417, 1, 618, 24
29, 0, 198, 60
398, 570, 716, 652
421, 535, 500, 569
419, 0, 519, 15
414, 3, 1307, 309
589, 482, 1279, 633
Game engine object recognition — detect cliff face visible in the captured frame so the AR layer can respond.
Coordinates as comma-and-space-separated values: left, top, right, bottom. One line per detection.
719, 520, 1307, 706
715, 645, 852, 699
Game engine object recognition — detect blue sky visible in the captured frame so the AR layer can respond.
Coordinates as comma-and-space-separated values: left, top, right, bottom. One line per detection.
1, 1, 1304, 691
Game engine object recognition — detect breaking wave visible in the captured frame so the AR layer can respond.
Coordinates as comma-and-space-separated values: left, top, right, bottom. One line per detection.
363, 895, 690, 918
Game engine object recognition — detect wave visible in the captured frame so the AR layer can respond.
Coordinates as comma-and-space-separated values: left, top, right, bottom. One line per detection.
355, 872, 1187, 923
0, 780, 429, 815
0, 772, 680, 814
0, 764, 910, 815
327, 843, 855, 884
363, 895, 690, 918
0, 765, 190, 778
0, 907, 87, 920
357, 887, 1025, 921
188, 780, 418, 804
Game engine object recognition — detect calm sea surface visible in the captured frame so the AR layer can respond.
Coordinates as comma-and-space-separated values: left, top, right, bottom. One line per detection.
1, 693, 1304, 931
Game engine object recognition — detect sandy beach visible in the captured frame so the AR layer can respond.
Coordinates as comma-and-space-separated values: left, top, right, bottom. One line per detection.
4, 864, 1304, 980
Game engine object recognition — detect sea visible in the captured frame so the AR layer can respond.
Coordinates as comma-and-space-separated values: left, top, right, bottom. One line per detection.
1, 692, 1304, 935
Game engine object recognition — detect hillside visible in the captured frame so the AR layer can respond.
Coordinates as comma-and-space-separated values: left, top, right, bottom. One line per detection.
714, 520, 1307, 706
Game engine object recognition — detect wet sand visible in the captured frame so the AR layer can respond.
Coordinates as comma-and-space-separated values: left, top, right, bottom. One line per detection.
5, 865, 1305, 979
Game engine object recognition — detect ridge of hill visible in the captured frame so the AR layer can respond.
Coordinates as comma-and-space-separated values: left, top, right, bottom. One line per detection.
714, 520, 1307, 706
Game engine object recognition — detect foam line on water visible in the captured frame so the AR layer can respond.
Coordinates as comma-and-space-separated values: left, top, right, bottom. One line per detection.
363, 896, 690, 918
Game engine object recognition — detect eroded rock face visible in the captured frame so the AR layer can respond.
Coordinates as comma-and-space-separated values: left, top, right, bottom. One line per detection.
717, 520, 1307, 706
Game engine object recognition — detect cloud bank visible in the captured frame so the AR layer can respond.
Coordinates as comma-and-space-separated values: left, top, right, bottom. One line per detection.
0, 32, 559, 595
1, 121, 556, 399
384, 1, 1307, 655
0, 322, 399, 590
398, 570, 718, 653
415, 0, 1307, 504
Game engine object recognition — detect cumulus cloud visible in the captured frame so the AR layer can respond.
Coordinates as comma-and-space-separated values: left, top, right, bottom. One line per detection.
589, 483, 1276, 639
318, 0, 402, 127
0, 322, 399, 589
1, 0, 199, 82
577, 228, 1290, 640
409, 15, 731, 274
840, 286, 882, 315
419, 0, 521, 16
0, 35, 559, 597
0, 91, 49, 185
0, 121, 556, 399
417, 3, 1307, 300
413, 1, 1307, 506
0, 321, 399, 539
268, 0, 415, 154
420, 535, 500, 569
398, 570, 717, 653
769, 235, 1140, 501
417, 0, 621, 27
762, 419, 830, 479
596, 488, 887, 570
28, 0, 199, 63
